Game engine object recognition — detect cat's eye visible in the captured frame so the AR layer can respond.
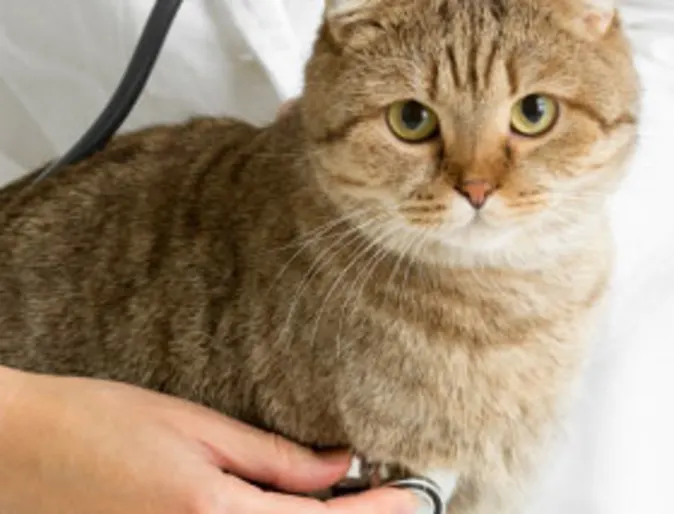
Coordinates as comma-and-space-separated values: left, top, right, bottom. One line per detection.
510, 94, 559, 137
386, 100, 440, 143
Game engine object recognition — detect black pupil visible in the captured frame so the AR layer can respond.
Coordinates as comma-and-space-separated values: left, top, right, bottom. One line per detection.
521, 95, 546, 123
401, 101, 428, 130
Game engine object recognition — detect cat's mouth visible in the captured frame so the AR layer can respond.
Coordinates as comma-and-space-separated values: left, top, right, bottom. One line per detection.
445, 215, 504, 243
444, 202, 500, 234
388, 194, 527, 255
405, 205, 521, 254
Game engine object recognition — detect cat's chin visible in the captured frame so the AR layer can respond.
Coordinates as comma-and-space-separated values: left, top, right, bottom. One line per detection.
417, 234, 542, 270
350, 200, 596, 270
439, 220, 516, 251
373, 218, 529, 270
429, 223, 525, 267
402, 211, 605, 271
382, 208, 565, 270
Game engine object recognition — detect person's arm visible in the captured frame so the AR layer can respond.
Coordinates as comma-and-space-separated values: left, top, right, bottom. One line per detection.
0, 366, 418, 514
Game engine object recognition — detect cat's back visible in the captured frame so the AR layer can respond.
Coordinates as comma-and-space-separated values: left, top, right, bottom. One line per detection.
0, 115, 264, 378
0, 116, 263, 264
0, 116, 261, 225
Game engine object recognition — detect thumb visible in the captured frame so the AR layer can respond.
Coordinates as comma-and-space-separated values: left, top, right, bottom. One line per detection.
175, 404, 352, 493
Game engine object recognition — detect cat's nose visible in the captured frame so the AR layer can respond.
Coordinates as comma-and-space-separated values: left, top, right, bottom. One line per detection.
456, 180, 493, 209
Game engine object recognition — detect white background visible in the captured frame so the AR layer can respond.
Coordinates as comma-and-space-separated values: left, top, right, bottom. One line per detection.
0, 1, 672, 513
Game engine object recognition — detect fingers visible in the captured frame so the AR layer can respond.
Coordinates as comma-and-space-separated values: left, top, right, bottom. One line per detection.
168, 402, 352, 493
208, 430, 350, 493
212, 474, 325, 513
326, 487, 420, 514
213, 473, 420, 514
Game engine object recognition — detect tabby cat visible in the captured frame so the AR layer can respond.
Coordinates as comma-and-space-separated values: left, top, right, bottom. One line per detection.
0, 0, 640, 512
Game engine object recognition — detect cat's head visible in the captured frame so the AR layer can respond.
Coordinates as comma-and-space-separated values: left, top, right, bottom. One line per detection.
300, 0, 640, 268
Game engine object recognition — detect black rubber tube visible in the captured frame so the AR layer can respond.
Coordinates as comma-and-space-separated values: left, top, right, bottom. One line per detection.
34, 0, 184, 183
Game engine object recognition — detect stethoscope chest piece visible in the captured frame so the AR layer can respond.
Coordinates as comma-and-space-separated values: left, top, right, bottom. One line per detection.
335, 457, 457, 514
390, 476, 447, 514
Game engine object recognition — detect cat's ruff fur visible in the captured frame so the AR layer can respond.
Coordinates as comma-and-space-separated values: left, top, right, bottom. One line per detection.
0, 1, 639, 513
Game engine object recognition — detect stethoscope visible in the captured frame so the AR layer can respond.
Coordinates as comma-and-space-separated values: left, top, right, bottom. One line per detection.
34, 0, 183, 183
32, 1, 458, 511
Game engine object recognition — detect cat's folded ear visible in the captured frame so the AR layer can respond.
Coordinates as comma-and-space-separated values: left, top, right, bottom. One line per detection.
563, 0, 618, 39
324, 0, 384, 48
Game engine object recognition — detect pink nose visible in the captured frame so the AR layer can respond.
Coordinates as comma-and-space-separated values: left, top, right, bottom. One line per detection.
456, 180, 493, 209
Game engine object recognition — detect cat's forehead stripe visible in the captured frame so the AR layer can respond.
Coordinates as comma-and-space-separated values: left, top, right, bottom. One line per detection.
432, 16, 511, 101
445, 46, 462, 92
482, 40, 501, 92
505, 55, 519, 97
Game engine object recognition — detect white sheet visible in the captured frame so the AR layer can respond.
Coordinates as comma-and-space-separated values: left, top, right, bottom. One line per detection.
0, 1, 672, 513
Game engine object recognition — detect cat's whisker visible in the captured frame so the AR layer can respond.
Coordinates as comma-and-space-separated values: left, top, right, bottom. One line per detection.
544, 193, 611, 203
380, 230, 425, 316
542, 207, 592, 224
402, 229, 431, 333
265, 208, 378, 294
332, 236, 386, 356
402, 235, 422, 290
341, 229, 398, 325
340, 228, 428, 346
275, 215, 387, 352
394, 229, 429, 290
269, 207, 375, 254
308, 223, 402, 357
276, 236, 364, 356
327, 225, 393, 360
333, 222, 406, 341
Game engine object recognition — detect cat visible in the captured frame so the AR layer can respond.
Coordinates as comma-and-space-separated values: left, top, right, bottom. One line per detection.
0, 0, 640, 512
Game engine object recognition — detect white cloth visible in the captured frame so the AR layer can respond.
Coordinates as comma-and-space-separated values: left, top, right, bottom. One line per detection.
0, 2, 672, 513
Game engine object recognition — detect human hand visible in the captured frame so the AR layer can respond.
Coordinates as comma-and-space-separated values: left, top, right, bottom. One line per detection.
0, 366, 418, 514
